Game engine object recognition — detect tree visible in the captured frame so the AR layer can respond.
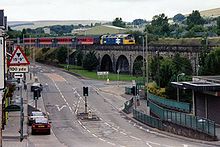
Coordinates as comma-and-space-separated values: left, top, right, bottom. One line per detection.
146, 13, 170, 36
83, 51, 99, 71
187, 10, 205, 29
56, 46, 67, 63
199, 47, 220, 75
217, 16, 220, 35
132, 19, 146, 25
173, 13, 185, 23
112, 17, 126, 28
75, 49, 83, 66
172, 53, 193, 75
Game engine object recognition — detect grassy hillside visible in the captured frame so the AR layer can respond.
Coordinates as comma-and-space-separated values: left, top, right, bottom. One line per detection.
200, 8, 220, 17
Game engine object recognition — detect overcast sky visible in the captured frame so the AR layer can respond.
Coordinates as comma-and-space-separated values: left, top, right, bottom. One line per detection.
1, 0, 220, 22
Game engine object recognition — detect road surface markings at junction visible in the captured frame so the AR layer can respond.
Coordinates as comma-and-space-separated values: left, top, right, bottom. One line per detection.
55, 104, 67, 111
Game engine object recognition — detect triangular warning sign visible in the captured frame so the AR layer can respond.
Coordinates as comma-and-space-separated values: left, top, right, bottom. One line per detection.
9, 46, 30, 66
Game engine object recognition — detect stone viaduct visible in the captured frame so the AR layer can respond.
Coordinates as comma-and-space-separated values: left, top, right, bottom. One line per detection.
77, 44, 208, 75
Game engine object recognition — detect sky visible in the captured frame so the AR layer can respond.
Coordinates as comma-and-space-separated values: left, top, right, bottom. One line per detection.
1, 0, 220, 22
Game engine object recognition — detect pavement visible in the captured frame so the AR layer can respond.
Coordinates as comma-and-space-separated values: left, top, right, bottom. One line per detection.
2, 82, 29, 147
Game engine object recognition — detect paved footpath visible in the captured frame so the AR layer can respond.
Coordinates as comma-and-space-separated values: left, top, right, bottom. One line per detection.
2, 84, 29, 147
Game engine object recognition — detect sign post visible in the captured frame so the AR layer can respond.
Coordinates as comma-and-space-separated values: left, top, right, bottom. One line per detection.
8, 46, 30, 142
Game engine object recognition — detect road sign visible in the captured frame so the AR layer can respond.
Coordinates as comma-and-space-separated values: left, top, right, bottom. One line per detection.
14, 73, 24, 79
9, 46, 30, 66
9, 66, 29, 73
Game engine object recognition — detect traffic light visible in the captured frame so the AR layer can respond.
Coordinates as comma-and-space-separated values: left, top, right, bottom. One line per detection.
33, 88, 41, 100
83, 87, 88, 96
131, 86, 136, 96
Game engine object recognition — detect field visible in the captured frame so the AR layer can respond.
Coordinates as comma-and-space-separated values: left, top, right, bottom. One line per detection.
200, 8, 220, 17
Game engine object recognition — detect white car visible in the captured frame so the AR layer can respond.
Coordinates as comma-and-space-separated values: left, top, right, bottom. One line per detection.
28, 111, 46, 125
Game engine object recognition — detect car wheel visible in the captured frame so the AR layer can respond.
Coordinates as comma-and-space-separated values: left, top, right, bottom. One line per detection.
47, 130, 51, 135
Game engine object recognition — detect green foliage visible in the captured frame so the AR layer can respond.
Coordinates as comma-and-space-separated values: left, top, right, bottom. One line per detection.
159, 58, 174, 87
56, 46, 68, 64
217, 16, 220, 35
172, 53, 193, 75
199, 47, 220, 75
132, 19, 147, 25
82, 51, 99, 71
146, 13, 170, 37
173, 13, 185, 22
133, 60, 143, 75
187, 10, 205, 29
112, 17, 126, 28
149, 53, 192, 88
75, 49, 83, 66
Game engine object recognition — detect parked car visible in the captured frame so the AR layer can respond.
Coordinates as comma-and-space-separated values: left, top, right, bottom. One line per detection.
28, 111, 46, 125
31, 117, 51, 135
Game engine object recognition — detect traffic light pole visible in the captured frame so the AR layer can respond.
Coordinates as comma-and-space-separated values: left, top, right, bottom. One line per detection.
85, 96, 87, 114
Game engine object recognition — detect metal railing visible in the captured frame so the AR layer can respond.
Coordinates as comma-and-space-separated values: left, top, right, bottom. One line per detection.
148, 101, 216, 137
133, 109, 163, 130
148, 92, 191, 113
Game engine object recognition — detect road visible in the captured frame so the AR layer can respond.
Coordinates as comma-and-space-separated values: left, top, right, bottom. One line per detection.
27, 63, 216, 147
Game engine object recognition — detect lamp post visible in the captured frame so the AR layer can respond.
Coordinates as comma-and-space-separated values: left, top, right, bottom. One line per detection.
177, 73, 185, 102
145, 33, 148, 95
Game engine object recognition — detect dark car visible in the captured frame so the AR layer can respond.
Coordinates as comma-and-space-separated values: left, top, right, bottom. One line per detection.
31, 117, 51, 135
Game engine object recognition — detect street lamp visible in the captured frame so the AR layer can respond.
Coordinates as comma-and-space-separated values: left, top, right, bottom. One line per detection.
177, 73, 185, 102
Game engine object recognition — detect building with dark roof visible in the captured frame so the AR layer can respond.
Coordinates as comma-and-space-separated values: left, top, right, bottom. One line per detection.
172, 76, 220, 125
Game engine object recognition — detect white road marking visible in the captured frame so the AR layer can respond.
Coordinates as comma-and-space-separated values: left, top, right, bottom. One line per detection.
92, 134, 98, 138
107, 142, 115, 146
130, 135, 141, 141
146, 141, 160, 146
99, 138, 106, 142
104, 122, 111, 127
78, 120, 82, 125
120, 131, 127, 135
55, 105, 67, 111
86, 129, 91, 133
183, 145, 188, 147
146, 142, 153, 147
112, 127, 118, 131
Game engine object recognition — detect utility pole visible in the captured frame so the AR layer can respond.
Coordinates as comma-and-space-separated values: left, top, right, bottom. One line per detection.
142, 36, 145, 83
67, 46, 69, 71
145, 33, 148, 95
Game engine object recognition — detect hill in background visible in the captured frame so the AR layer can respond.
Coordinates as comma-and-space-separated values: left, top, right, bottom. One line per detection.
200, 8, 220, 18
8, 20, 110, 30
